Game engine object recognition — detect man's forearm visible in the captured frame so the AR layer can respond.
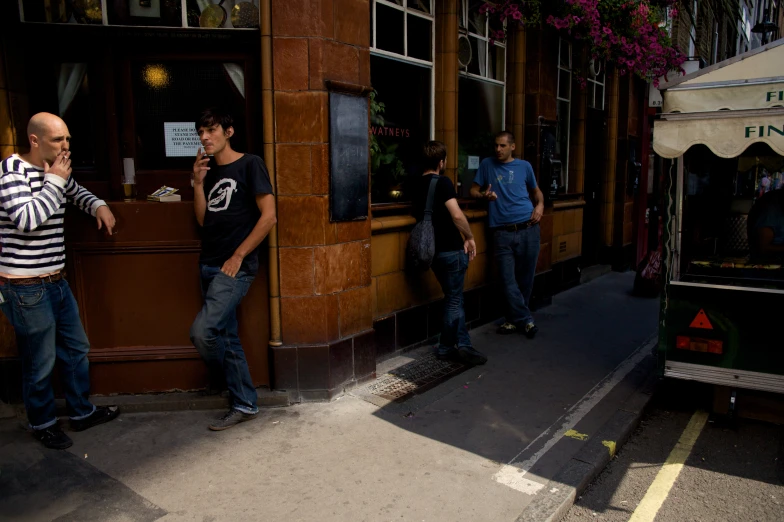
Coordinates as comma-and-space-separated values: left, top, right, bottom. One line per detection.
470, 186, 483, 199
532, 187, 544, 207
194, 184, 207, 226
233, 215, 277, 259
452, 213, 473, 240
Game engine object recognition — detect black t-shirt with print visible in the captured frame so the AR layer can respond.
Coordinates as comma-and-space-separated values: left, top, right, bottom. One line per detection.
412, 174, 464, 254
200, 154, 273, 275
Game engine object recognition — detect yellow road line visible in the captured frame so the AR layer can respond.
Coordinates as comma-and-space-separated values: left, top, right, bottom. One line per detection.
628, 410, 709, 522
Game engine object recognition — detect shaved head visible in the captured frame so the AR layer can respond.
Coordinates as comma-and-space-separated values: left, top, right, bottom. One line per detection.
23, 112, 71, 167
28, 112, 64, 141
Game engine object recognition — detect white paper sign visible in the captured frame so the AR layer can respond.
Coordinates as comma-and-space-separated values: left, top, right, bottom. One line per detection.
164, 123, 201, 157
468, 156, 480, 169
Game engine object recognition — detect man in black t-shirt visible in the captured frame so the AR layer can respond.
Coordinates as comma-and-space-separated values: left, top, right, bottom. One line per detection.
412, 141, 487, 365
190, 108, 276, 431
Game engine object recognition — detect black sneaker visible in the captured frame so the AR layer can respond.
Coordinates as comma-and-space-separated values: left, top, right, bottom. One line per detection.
524, 323, 539, 339
209, 409, 259, 431
70, 406, 120, 432
457, 346, 488, 366
435, 347, 460, 362
497, 322, 517, 335
32, 425, 73, 450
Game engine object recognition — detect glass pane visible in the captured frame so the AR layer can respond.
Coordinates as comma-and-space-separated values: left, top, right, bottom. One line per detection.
560, 39, 571, 69
369, 55, 431, 203
679, 143, 784, 288
467, 36, 487, 76
187, 0, 261, 29
457, 76, 505, 198
467, 0, 487, 36
407, 14, 432, 61
587, 82, 596, 109
21, 0, 103, 24
58, 63, 96, 170
489, 11, 505, 41
408, 0, 431, 14
489, 45, 505, 82
556, 100, 570, 168
108, 0, 183, 27
131, 61, 248, 170
376, 4, 405, 55
558, 69, 571, 100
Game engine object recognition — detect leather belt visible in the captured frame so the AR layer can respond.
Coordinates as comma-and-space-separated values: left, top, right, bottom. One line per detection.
0, 271, 65, 286
492, 221, 537, 232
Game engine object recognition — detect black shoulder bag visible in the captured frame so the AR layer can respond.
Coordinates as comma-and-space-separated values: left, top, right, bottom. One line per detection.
406, 176, 439, 272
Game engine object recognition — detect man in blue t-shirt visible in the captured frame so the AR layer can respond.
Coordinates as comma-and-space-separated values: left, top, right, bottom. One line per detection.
471, 131, 544, 337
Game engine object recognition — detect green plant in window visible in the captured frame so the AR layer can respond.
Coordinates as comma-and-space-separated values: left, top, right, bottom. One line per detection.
370, 90, 408, 201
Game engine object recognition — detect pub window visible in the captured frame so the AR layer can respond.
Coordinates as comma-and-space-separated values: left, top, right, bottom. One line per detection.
456, 0, 506, 197
370, 0, 434, 204
129, 61, 248, 171
556, 38, 572, 189
19, 0, 261, 29
13, 15, 261, 202
24, 59, 109, 194
587, 60, 605, 110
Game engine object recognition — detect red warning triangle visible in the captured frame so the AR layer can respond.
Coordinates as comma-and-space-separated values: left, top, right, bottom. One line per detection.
689, 309, 713, 330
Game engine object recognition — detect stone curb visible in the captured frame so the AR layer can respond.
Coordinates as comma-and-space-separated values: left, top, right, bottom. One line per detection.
516, 362, 658, 522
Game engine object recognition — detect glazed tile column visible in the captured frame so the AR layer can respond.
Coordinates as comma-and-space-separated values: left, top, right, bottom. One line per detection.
0, 37, 21, 360
435, 0, 459, 185
505, 24, 526, 157
600, 68, 620, 248
269, 0, 375, 402
569, 45, 588, 195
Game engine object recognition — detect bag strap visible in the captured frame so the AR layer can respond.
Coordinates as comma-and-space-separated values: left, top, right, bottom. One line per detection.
423, 176, 439, 222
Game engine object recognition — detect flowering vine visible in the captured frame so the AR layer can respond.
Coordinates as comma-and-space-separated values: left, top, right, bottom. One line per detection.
482, 0, 686, 87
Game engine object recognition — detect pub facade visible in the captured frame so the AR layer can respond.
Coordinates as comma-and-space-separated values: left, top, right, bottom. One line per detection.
0, 0, 650, 403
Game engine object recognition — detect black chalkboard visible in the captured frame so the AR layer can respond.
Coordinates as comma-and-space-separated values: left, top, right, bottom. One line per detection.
329, 92, 369, 221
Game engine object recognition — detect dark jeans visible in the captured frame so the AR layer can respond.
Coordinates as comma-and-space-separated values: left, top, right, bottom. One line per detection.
432, 250, 471, 355
190, 265, 258, 414
0, 278, 95, 429
493, 225, 541, 325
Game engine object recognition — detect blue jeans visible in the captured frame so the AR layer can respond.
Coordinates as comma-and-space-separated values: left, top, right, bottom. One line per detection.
0, 278, 95, 429
493, 225, 541, 326
190, 265, 258, 414
432, 251, 472, 355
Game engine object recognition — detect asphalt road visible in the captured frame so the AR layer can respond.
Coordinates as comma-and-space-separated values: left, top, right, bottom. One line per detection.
563, 381, 784, 522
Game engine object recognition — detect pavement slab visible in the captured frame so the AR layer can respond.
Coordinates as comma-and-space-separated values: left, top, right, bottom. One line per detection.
1, 272, 660, 522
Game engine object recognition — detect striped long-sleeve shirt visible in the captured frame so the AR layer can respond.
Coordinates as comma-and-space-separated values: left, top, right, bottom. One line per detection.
0, 154, 105, 276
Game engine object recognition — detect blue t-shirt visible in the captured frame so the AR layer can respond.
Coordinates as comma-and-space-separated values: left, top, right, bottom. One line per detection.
474, 158, 538, 228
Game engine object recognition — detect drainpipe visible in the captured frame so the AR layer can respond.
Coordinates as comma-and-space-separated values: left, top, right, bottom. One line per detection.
261, 0, 282, 348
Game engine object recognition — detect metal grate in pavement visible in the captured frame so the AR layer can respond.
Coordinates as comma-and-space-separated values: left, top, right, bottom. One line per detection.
355, 354, 466, 406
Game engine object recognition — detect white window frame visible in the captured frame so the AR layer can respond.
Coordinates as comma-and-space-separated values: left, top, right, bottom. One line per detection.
587, 62, 605, 111
18, 0, 259, 29
688, 0, 698, 57
458, 0, 507, 88
371, 0, 436, 139
556, 38, 572, 189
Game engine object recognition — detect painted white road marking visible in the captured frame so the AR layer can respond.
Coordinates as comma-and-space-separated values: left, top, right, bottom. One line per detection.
493, 336, 656, 494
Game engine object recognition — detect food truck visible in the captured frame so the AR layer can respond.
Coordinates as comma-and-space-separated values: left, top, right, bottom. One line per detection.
653, 40, 784, 397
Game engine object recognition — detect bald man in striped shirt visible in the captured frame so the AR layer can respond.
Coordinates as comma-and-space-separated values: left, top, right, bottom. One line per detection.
0, 113, 120, 449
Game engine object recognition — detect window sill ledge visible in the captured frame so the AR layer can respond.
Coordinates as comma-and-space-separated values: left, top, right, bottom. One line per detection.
552, 199, 586, 210
371, 209, 488, 233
